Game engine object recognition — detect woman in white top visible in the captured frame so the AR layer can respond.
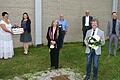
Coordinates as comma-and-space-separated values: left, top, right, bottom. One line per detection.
0, 12, 14, 59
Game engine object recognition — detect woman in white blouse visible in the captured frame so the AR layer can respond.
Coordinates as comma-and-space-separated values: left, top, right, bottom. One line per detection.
0, 12, 14, 59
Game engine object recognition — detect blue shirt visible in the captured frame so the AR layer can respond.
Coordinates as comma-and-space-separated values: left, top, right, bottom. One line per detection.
58, 19, 68, 31
21, 21, 27, 30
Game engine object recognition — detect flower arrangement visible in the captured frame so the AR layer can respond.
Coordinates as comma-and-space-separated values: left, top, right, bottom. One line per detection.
87, 35, 101, 50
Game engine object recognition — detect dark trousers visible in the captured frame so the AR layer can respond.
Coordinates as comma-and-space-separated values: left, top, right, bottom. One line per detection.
83, 26, 91, 46
58, 30, 66, 49
85, 49, 99, 80
83, 30, 87, 45
50, 48, 59, 69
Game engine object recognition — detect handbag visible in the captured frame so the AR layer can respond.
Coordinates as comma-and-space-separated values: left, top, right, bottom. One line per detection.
50, 41, 56, 49
50, 44, 55, 49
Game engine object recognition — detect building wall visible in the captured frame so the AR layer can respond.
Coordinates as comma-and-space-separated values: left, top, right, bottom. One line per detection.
42, 0, 112, 44
0, 0, 35, 47
118, 0, 120, 18
0, 0, 112, 47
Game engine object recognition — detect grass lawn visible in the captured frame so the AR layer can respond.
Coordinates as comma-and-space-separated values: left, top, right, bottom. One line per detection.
0, 41, 120, 80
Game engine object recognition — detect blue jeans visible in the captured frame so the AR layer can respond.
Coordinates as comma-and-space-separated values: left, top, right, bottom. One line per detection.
85, 49, 99, 80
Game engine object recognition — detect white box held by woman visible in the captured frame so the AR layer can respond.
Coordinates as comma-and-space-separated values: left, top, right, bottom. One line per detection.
11, 27, 24, 34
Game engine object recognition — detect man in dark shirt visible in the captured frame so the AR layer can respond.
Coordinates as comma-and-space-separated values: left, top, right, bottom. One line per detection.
112, 19, 116, 34
107, 12, 120, 56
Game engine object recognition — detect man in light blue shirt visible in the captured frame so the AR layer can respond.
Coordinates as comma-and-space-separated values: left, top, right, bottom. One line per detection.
58, 14, 69, 49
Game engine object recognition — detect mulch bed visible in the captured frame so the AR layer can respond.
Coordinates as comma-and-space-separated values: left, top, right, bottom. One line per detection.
51, 75, 70, 80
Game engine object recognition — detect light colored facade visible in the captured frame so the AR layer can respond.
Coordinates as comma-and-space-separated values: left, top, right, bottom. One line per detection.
118, 0, 120, 17
0, 0, 119, 47
0, 0, 35, 47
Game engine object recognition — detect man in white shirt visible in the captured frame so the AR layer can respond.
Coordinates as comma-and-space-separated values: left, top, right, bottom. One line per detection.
82, 10, 93, 46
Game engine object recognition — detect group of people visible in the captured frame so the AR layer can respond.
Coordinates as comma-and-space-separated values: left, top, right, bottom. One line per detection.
0, 10, 120, 80
82, 11, 120, 80
0, 12, 32, 59
46, 11, 120, 80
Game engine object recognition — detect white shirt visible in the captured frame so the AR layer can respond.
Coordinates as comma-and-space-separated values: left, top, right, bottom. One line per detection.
85, 16, 89, 26
90, 28, 98, 36
0, 20, 12, 41
52, 28, 56, 40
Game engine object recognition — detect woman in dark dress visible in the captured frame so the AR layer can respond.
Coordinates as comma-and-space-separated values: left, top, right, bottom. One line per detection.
20, 13, 32, 54
46, 20, 60, 69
